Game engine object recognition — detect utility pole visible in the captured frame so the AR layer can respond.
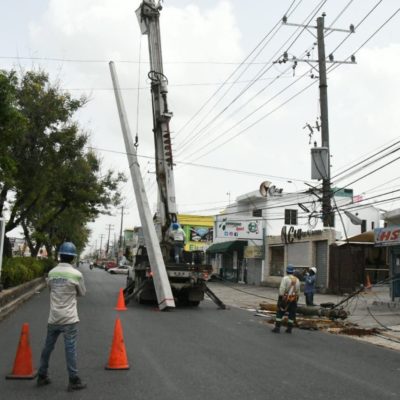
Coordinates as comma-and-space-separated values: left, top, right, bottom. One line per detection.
98, 234, 105, 259
119, 206, 124, 251
280, 13, 355, 227
317, 15, 333, 227
105, 224, 114, 257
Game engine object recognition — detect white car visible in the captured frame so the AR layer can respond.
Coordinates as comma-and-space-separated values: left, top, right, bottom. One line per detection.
107, 265, 129, 275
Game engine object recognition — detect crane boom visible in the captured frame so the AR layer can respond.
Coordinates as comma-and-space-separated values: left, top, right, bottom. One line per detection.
109, 1, 226, 311
136, 0, 177, 243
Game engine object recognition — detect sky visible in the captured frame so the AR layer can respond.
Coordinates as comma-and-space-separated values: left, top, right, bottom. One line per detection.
2, 0, 400, 254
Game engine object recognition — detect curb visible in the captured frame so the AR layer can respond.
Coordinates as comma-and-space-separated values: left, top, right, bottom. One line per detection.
0, 277, 47, 321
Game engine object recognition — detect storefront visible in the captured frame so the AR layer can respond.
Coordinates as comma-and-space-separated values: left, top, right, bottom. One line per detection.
265, 227, 336, 291
244, 245, 264, 285
207, 240, 248, 282
374, 225, 400, 301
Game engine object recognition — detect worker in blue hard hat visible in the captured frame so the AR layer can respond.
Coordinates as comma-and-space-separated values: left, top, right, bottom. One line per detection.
37, 242, 87, 391
169, 222, 186, 263
271, 264, 300, 334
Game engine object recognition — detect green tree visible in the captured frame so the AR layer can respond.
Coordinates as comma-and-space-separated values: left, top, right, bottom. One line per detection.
0, 69, 126, 256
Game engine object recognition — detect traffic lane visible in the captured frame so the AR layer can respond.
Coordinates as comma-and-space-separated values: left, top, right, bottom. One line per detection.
118, 304, 400, 400
0, 265, 123, 400
0, 267, 399, 400
73, 268, 400, 400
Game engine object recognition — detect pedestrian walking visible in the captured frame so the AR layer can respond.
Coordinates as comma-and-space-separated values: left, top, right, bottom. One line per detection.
304, 267, 317, 306
169, 222, 186, 263
271, 264, 300, 334
37, 241, 87, 391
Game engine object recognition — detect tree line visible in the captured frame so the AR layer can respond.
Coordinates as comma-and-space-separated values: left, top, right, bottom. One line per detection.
0, 69, 125, 258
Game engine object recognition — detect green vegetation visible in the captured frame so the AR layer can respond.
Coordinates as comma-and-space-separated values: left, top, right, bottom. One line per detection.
1, 257, 56, 288
0, 69, 126, 259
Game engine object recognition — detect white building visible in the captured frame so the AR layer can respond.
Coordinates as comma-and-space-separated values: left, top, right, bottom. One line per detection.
208, 182, 382, 290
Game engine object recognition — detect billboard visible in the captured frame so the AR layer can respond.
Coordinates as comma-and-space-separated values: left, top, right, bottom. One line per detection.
215, 217, 263, 240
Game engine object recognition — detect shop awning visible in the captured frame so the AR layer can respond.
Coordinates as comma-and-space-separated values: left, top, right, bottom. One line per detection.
206, 240, 248, 254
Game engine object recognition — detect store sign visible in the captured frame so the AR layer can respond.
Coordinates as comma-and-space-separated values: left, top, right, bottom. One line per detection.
244, 246, 264, 259
216, 217, 263, 239
374, 226, 400, 247
281, 226, 323, 244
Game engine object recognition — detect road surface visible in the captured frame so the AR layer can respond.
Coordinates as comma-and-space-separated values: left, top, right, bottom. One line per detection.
1, 266, 399, 399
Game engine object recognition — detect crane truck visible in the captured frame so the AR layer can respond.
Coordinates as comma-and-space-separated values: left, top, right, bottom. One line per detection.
109, 0, 225, 311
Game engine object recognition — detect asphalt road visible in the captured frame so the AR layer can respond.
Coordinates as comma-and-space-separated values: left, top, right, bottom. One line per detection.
1, 266, 400, 400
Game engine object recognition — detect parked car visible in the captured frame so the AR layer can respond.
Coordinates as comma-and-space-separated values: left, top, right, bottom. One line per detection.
104, 261, 117, 271
107, 265, 129, 275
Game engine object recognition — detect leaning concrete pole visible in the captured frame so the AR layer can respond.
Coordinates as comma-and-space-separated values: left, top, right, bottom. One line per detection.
109, 61, 175, 310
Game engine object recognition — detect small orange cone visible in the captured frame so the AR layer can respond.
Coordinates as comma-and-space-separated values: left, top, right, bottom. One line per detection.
105, 317, 129, 370
114, 288, 127, 311
6, 323, 37, 379
365, 273, 372, 289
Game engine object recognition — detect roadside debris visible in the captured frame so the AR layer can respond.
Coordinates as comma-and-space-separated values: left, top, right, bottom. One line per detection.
259, 301, 348, 320
257, 302, 379, 337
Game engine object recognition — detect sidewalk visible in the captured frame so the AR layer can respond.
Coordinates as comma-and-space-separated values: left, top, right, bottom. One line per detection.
207, 281, 400, 351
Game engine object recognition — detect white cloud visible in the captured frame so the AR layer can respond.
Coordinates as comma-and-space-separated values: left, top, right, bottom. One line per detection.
4, 0, 397, 246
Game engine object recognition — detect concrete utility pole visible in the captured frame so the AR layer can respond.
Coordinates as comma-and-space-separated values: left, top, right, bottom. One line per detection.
99, 234, 105, 258
317, 16, 333, 227
281, 13, 355, 227
109, 60, 175, 310
105, 224, 114, 256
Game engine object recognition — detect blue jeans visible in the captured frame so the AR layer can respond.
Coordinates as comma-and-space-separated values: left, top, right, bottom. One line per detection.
305, 292, 315, 306
38, 323, 79, 379
173, 241, 184, 263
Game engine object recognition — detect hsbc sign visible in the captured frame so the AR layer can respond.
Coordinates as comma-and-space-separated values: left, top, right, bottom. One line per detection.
374, 226, 400, 247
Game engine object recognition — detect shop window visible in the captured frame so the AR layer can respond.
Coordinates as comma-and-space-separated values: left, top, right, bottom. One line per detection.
284, 209, 297, 225
252, 209, 262, 217
270, 246, 284, 276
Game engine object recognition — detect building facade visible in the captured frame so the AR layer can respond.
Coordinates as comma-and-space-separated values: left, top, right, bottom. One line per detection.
208, 182, 382, 288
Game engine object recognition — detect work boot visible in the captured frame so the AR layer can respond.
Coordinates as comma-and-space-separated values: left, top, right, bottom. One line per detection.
285, 325, 293, 334
271, 322, 281, 333
37, 374, 51, 387
67, 376, 87, 392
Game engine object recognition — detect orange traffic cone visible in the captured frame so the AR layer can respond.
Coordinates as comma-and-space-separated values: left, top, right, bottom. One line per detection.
6, 323, 37, 379
364, 273, 372, 289
114, 288, 127, 311
105, 317, 129, 370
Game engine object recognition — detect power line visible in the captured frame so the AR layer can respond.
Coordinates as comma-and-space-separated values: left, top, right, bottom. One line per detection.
173, 0, 302, 141
329, 0, 385, 56
178, 6, 400, 164
284, 0, 327, 53
86, 145, 311, 183
187, 73, 318, 163
332, 142, 400, 183
175, 1, 325, 153
0, 55, 285, 65
56, 75, 295, 92
174, 63, 294, 157
332, 137, 400, 180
